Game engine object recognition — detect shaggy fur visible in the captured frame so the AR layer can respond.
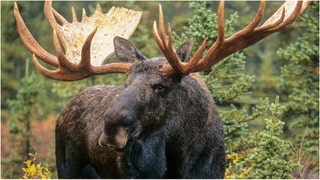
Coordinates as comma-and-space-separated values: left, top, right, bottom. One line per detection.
55, 37, 226, 178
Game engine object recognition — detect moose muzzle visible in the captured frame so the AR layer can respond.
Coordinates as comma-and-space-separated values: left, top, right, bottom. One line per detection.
99, 126, 129, 149
98, 85, 142, 150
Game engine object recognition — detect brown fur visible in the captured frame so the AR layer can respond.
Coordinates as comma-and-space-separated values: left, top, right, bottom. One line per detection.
55, 37, 226, 178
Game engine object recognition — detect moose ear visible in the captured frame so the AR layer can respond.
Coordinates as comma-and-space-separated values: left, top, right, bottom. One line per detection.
176, 41, 194, 62
114, 36, 147, 63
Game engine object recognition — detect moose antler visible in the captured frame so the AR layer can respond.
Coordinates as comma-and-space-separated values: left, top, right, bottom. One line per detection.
153, 0, 311, 76
14, 1, 142, 81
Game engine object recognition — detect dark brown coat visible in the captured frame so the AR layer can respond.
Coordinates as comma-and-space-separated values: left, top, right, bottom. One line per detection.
55, 37, 226, 178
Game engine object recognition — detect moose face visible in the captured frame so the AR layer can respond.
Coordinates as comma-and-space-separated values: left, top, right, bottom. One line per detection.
98, 37, 191, 149
98, 60, 172, 149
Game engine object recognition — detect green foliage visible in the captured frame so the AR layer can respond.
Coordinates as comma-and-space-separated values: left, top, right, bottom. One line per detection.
277, 1, 319, 175
8, 68, 43, 141
204, 52, 255, 103
222, 97, 297, 178
174, 0, 256, 147
1, 2, 29, 112
173, 1, 255, 104
4, 60, 46, 177
174, 1, 318, 179
2, 1, 318, 179
226, 98, 296, 179
242, 98, 296, 178
173, 1, 239, 51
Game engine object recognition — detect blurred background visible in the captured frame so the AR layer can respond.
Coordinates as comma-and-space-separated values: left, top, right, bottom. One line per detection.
1, 1, 318, 178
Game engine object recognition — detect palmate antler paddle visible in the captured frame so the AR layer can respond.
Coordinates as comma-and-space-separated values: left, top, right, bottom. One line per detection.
14, 0, 142, 81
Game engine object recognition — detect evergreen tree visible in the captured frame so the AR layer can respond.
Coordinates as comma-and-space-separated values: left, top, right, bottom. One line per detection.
173, 1, 318, 178
5, 61, 45, 178
277, 1, 319, 177
2, 1, 318, 178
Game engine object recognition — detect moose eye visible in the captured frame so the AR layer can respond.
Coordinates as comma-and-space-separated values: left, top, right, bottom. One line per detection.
152, 84, 166, 94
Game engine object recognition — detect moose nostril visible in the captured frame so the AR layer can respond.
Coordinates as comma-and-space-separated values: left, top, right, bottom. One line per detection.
98, 141, 104, 148
107, 144, 115, 148
98, 139, 105, 147
98, 132, 108, 147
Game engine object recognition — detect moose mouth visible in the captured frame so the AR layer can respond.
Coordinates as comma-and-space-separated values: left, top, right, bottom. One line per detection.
98, 127, 129, 150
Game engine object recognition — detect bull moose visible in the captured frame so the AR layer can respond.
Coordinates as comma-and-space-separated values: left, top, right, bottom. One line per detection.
14, 0, 310, 178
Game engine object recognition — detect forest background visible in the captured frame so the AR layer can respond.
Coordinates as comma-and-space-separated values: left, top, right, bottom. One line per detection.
1, 1, 319, 178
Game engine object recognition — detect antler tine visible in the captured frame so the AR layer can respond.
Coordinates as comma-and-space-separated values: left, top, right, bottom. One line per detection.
154, 0, 311, 76
242, 1, 266, 34
196, 0, 263, 70
33, 27, 131, 81
261, 0, 303, 31
53, 30, 76, 70
153, 4, 184, 74
31, 21, 131, 81
44, 1, 59, 32
82, 8, 88, 21
32, 29, 88, 81
71, 7, 78, 23
216, 0, 225, 44
195, 0, 226, 71
153, 4, 207, 75
15, 1, 142, 81
52, 8, 69, 25
79, 26, 98, 68
44, 1, 70, 56
14, 2, 58, 67
158, 5, 167, 48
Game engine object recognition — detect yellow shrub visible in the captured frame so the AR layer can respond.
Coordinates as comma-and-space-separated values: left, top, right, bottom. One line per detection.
22, 153, 52, 179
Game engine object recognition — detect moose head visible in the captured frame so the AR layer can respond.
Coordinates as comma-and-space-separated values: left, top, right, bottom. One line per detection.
14, 0, 311, 178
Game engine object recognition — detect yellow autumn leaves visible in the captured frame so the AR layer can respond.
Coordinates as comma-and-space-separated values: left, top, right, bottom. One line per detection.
22, 153, 52, 179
